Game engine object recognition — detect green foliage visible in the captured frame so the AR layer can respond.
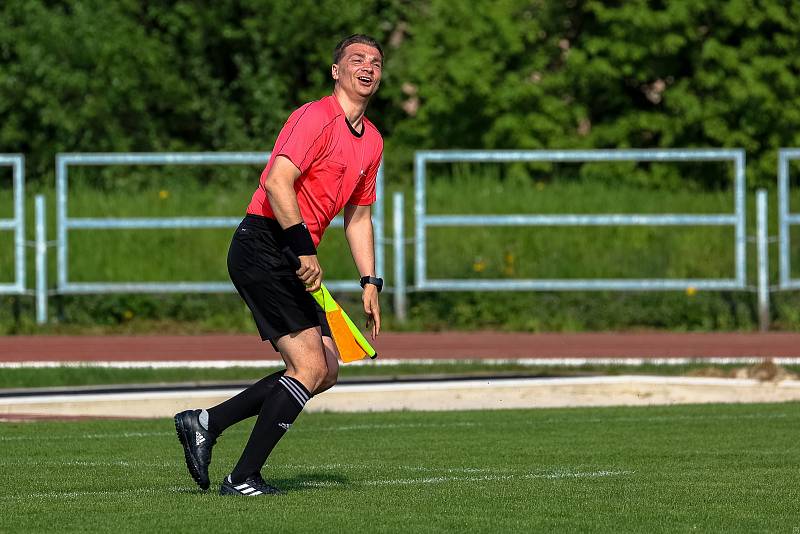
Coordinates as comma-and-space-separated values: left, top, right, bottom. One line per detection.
0, 0, 400, 187
388, 0, 800, 187
1, 0, 799, 188
3, 1, 800, 333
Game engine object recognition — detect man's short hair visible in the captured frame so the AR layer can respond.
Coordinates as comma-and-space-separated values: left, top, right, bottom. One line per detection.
333, 34, 384, 64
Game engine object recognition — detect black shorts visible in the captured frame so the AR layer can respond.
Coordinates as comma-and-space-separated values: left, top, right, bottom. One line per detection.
227, 214, 330, 349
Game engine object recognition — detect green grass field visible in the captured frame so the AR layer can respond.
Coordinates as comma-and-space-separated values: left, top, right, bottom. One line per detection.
2, 403, 798, 532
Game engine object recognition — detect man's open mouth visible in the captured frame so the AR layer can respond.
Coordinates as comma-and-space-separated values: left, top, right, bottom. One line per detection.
357, 76, 373, 85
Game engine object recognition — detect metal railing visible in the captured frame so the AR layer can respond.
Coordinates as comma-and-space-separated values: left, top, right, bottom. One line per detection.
778, 149, 800, 289
8, 147, 788, 331
413, 149, 747, 292
55, 152, 385, 296
755, 190, 770, 330
0, 154, 25, 295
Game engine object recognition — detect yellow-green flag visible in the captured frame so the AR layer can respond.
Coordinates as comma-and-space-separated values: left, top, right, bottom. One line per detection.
311, 284, 377, 363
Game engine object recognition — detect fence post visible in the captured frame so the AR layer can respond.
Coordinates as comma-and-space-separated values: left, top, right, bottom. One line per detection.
35, 195, 48, 324
393, 192, 407, 322
756, 189, 770, 331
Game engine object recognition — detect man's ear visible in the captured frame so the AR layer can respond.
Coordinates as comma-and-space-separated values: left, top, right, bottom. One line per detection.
331, 64, 339, 80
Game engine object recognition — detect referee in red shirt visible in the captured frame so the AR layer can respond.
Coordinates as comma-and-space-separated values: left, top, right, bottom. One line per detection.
174, 34, 384, 496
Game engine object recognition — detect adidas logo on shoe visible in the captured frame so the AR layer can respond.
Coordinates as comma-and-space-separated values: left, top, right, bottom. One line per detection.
278, 422, 292, 430
220, 474, 282, 496
195, 431, 206, 445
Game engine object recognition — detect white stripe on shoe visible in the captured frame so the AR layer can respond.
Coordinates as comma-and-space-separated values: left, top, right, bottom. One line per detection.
249, 491, 263, 496
240, 487, 255, 494
234, 483, 249, 490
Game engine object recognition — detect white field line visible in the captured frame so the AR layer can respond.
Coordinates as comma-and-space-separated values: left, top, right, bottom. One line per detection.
0, 486, 192, 500
0, 412, 793, 442
0, 459, 506, 474
3, 357, 800, 369
0, 469, 634, 500
317, 422, 477, 431
0, 422, 476, 442
0, 459, 177, 468
280, 463, 506, 474
0, 430, 170, 442
4, 375, 800, 407
360, 469, 635, 487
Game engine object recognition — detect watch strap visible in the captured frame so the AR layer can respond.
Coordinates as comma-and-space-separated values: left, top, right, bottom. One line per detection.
360, 276, 383, 292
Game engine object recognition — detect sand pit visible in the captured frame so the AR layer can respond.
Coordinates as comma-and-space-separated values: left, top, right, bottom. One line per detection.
2, 375, 800, 419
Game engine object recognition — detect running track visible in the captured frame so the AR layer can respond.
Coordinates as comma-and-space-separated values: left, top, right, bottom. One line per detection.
1, 332, 800, 361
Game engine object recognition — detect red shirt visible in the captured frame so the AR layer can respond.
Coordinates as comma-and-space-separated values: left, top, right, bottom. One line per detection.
247, 94, 383, 246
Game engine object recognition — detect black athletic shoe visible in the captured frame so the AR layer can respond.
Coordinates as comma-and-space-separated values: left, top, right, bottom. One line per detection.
219, 474, 282, 496
174, 409, 216, 490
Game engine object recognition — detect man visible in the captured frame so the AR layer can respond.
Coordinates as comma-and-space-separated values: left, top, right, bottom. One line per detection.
174, 34, 384, 496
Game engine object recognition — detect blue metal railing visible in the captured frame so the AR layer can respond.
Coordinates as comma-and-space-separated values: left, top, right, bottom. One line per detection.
0, 154, 25, 295
413, 149, 747, 292
55, 152, 385, 294
778, 149, 800, 289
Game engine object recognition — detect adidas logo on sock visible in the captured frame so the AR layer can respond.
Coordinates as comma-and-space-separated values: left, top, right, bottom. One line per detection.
278, 422, 292, 430
195, 431, 206, 445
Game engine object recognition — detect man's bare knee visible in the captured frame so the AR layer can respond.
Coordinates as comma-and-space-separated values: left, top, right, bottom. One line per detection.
327, 365, 339, 385
290, 364, 327, 393
276, 327, 329, 392
320, 365, 338, 391
316, 337, 339, 393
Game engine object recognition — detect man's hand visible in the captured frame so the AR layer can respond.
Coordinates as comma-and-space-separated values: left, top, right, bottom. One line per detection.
296, 255, 323, 292
362, 284, 381, 340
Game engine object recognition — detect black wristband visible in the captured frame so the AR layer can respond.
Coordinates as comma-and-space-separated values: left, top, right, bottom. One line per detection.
283, 222, 316, 257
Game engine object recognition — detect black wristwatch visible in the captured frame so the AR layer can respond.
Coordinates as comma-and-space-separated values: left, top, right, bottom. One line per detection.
360, 276, 383, 293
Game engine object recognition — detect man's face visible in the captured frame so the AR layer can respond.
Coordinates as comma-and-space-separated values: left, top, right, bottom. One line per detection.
332, 43, 383, 100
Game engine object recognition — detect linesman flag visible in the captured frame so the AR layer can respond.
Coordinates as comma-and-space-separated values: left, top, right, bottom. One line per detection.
283, 247, 377, 363
311, 284, 377, 363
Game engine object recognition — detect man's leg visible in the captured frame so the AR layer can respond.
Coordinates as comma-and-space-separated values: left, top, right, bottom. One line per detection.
174, 368, 287, 490
204, 369, 286, 436
203, 334, 337, 435
314, 336, 340, 395
227, 326, 328, 484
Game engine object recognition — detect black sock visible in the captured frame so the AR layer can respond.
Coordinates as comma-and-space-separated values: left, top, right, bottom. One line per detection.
230, 375, 310, 483
206, 369, 285, 436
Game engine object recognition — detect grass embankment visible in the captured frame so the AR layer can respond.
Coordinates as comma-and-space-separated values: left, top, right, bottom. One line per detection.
2, 168, 800, 332
2, 362, 798, 390
1, 403, 798, 532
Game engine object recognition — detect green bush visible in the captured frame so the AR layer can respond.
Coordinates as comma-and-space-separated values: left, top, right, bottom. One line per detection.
3, 1, 800, 333
2, 0, 799, 189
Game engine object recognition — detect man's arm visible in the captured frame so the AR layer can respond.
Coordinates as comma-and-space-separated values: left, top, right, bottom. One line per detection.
265, 155, 323, 292
343, 203, 381, 339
